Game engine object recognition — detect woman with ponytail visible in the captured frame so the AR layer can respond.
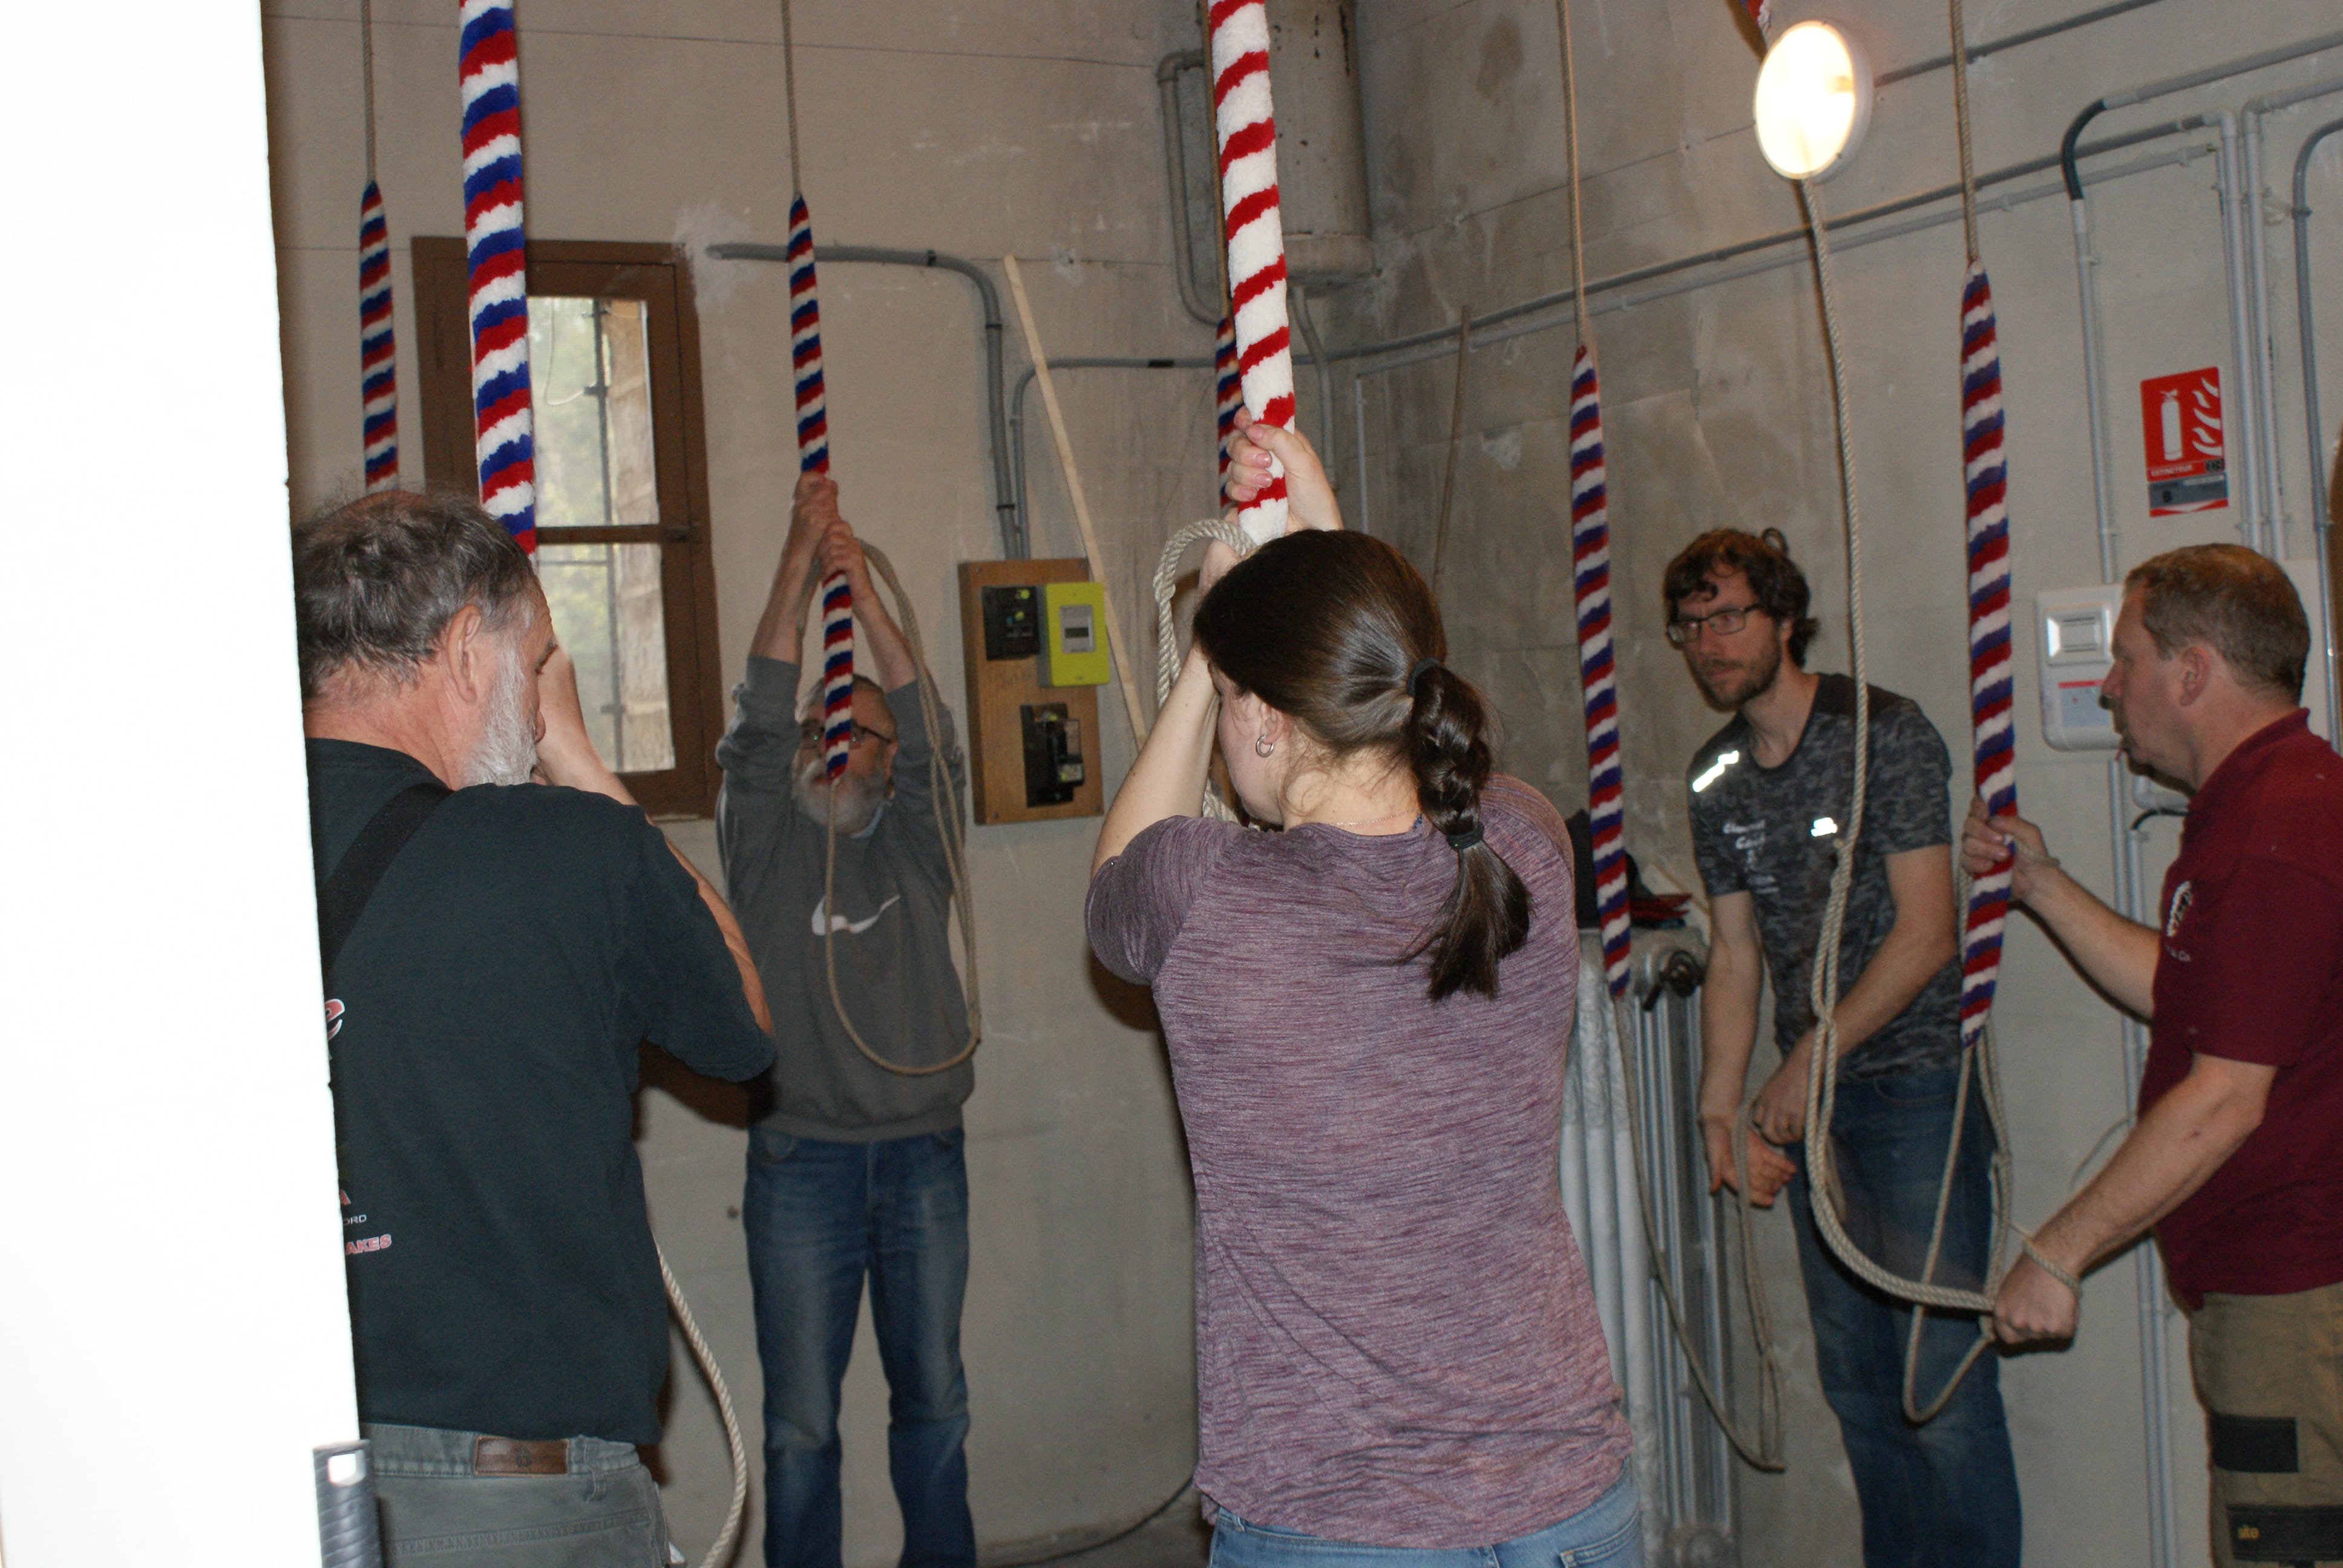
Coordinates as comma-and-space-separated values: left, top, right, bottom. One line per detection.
1086, 416, 1638, 1564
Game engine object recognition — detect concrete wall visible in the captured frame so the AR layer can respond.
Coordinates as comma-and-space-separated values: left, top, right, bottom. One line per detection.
259, 3, 1227, 1561
1331, 1, 2343, 1563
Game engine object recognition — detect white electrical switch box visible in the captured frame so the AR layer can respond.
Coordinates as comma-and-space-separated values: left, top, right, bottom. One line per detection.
2036, 584, 2122, 751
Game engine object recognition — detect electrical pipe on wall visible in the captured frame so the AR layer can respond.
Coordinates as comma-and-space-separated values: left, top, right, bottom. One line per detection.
2294, 115, 2343, 744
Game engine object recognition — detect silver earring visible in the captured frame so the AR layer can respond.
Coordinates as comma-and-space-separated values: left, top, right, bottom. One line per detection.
1254, 734, 1275, 758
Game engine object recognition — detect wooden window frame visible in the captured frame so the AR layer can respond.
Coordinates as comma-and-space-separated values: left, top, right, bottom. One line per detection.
413, 238, 726, 817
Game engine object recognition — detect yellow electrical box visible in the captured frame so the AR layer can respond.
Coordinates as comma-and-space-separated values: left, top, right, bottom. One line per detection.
1042, 581, 1112, 688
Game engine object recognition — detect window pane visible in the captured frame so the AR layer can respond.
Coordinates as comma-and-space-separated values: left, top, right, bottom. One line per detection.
527, 296, 659, 528
539, 542, 675, 773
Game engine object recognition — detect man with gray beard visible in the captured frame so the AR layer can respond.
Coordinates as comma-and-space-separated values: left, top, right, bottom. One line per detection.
716, 475, 975, 1568
296, 490, 773, 1566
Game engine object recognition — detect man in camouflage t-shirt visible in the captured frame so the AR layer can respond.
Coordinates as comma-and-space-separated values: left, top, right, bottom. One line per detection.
1664, 529, 2019, 1566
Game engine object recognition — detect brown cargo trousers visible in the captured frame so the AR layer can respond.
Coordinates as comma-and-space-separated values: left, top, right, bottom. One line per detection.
2192, 1281, 2343, 1567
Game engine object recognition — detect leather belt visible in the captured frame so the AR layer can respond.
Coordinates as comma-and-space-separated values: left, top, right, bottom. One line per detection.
473, 1437, 569, 1476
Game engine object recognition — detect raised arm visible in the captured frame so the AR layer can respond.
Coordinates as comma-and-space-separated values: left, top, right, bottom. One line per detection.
816, 514, 917, 691
1963, 799, 2158, 1016
1093, 638, 1222, 874
749, 472, 835, 662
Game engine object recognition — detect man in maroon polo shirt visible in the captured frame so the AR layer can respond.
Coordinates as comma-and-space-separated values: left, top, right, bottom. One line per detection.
1963, 544, 2343, 1564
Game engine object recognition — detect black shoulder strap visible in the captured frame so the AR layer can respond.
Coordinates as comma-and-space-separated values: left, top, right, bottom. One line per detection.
318, 780, 451, 979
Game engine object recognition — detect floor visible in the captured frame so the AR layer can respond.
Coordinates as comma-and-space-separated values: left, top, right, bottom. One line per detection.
983, 1491, 1211, 1568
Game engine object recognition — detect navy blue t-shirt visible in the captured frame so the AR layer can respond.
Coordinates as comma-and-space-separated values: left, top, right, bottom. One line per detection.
308, 739, 772, 1444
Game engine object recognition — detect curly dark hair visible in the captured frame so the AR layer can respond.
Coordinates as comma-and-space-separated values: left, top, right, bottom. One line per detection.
1660, 528, 1818, 664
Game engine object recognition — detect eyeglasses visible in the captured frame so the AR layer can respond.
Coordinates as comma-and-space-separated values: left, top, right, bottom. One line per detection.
799, 720, 897, 750
1665, 603, 1761, 647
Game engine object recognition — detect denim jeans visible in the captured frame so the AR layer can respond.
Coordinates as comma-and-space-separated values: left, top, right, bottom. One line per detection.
364, 1422, 670, 1566
1206, 1465, 1640, 1568
743, 1126, 974, 1568
1786, 1063, 2022, 1568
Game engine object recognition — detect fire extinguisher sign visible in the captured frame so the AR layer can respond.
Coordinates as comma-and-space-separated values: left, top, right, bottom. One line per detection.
2140, 367, 2229, 517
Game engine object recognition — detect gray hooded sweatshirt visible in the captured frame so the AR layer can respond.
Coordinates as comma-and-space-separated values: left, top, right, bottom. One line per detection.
715, 656, 972, 1140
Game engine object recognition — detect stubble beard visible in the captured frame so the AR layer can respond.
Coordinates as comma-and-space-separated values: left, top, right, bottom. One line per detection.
793, 751, 885, 836
1691, 637, 1784, 713
459, 641, 540, 788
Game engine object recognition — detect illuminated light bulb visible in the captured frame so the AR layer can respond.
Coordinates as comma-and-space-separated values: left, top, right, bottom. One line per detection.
1752, 21, 1873, 183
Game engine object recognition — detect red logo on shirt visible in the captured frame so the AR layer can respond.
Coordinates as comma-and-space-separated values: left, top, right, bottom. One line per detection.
325, 998, 346, 1040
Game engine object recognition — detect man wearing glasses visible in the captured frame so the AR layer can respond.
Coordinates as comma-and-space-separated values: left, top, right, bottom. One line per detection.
718, 474, 977, 1568
1663, 529, 2020, 1565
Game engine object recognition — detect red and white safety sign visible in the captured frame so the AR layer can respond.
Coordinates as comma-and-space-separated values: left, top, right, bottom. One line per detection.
2138, 368, 2229, 517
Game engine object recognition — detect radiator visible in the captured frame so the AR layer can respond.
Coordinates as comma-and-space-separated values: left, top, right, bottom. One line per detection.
1562, 931, 1738, 1567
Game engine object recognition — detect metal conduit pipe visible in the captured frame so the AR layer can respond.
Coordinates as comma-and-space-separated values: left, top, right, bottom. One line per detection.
1156, 50, 1221, 328
706, 241, 1026, 557
1334, 118, 2215, 373
2296, 116, 2343, 742
1348, 142, 2214, 381
1005, 347, 1331, 545
2215, 113, 2270, 554
2244, 77, 2343, 561
1875, 0, 2166, 90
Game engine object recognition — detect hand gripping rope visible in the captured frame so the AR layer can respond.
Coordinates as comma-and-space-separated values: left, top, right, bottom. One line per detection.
1553, 0, 1786, 1471
1775, 0, 2073, 1425
458, 0, 536, 550
358, 0, 397, 491
1208, 0, 1297, 546
776, 0, 854, 784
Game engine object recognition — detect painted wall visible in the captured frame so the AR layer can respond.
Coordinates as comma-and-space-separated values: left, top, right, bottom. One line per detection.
1332, 1, 2343, 1563
1, 8, 365, 1565
259, 2, 1230, 1561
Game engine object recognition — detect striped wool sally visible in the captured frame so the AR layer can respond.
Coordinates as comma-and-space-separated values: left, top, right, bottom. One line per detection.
359, 183, 398, 492
1206, 0, 1296, 546
457, 0, 536, 550
787, 195, 855, 785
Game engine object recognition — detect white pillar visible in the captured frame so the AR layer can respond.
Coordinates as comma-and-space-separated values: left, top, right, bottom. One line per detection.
0, 7, 359, 1566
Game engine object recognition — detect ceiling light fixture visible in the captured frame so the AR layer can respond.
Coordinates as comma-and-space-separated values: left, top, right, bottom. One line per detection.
1752, 20, 1872, 183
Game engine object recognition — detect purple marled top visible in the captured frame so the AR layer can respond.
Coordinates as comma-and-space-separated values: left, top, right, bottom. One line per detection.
1086, 778, 1630, 1546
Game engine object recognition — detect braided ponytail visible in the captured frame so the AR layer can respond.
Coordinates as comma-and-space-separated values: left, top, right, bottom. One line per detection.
1406, 662, 1532, 999
1190, 530, 1533, 1001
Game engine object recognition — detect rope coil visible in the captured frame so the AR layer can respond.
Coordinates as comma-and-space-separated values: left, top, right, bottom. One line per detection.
818, 541, 983, 1077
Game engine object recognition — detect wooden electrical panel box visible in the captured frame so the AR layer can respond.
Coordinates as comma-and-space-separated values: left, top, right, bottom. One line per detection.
957, 558, 1107, 825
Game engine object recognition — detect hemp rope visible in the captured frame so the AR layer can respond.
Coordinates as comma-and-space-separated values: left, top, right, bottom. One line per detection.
457, 0, 538, 549
1558, 0, 1784, 1470
818, 541, 984, 1077
359, 0, 398, 491
1794, 172, 2071, 1422
1153, 517, 1256, 823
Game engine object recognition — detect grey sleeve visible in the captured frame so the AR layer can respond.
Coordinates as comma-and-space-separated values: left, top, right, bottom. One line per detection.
882, 680, 968, 886
1084, 817, 1237, 984
1867, 704, 1955, 855
715, 657, 804, 907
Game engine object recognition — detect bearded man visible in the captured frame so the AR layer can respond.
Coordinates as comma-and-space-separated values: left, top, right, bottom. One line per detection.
296, 490, 773, 1565
1663, 529, 2020, 1566
716, 474, 975, 1568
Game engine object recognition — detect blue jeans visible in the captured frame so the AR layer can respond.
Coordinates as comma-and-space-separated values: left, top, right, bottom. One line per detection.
1207, 1466, 1640, 1568
743, 1127, 974, 1568
1787, 1063, 2022, 1568
364, 1422, 669, 1566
